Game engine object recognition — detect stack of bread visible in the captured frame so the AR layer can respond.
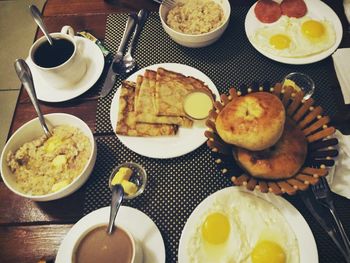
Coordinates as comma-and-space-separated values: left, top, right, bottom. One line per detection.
215, 91, 307, 180
116, 67, 212, 136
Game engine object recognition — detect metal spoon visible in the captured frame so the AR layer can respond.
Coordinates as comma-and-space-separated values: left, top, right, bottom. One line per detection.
121, 9, 149, 73
14, 59, 52, 138
29, 5, 54, 45
99, 13, 137, 98
107, 184, 124, 235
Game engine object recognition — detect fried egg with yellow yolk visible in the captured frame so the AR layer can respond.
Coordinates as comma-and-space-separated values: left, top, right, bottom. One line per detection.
202, 212, 230, 244
291, 16, 336, 56
186, 191, 299, 263
251, 228, 289, 263
252, 16, 336, 58
189, 211, 241, 262
252, 16, 296, 57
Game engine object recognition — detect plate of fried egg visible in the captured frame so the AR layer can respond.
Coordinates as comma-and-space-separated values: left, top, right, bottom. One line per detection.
245, 0, 343, 64
178, 186, 318, 263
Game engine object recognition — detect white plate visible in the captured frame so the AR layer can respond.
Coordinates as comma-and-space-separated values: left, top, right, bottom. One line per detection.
178, 186, 318, 263
56, 206, 166, 263
245, 0, 343, 65
110, 63, 220, 159
26, 37, 104, 102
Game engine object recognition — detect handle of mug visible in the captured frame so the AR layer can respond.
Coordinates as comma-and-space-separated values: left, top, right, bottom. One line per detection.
61, 26, 75, 37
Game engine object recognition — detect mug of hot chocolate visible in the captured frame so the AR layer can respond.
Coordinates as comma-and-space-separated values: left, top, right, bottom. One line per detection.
28, 25, 87, 89
73, 224, 143, 263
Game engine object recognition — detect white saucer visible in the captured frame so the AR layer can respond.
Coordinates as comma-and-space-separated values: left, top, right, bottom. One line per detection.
26, 36, 104, 102
56, 206, 166, 263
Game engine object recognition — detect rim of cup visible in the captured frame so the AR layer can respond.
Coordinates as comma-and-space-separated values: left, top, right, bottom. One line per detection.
29, 32, 77, 70
283, 72, 315, 100
72, 223, 136, 262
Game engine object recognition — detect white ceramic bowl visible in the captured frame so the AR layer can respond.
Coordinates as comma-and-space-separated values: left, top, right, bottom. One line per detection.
0, 113, 96, 201
159, 0, 231, 48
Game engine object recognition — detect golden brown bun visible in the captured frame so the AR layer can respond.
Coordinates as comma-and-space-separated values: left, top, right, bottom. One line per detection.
234, 118, 307, 180
215, 92, 285, 151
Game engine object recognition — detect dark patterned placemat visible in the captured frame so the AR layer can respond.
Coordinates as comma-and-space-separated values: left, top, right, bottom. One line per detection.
83, 136, 232, 263
87, 8, 349, 263
83, 137, 350, 263
96, 9, 339, 134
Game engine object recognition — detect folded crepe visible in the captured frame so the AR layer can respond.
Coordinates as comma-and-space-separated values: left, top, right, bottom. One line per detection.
155, 67, 212, 117
135, 70, 193, 127
116, 81, 178, 136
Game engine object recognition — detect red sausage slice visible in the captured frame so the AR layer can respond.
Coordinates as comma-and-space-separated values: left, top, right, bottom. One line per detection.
254, 0, 282, 23
280, 0, 307, 18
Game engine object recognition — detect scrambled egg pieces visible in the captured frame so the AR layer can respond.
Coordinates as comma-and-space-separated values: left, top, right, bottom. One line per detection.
6, 125, 91, 195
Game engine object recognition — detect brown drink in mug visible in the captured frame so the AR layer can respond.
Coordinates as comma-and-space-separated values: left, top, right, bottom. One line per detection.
73, 224, 142, 263
28, 26, 86, 89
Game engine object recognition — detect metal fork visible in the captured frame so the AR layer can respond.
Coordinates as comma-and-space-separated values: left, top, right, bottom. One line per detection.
152, 0, 177, 8
300, 191, 350, 262
312, 177, 350, 256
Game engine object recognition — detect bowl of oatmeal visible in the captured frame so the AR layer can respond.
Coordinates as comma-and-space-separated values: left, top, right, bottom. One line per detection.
0, 113, 96, 201
159, 0, 231, 47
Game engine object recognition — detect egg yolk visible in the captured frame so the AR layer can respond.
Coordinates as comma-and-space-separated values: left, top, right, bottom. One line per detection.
302, 20, 325, 38
201, 212, 230, 244
269, 34, 291, 50
251, 240, 286, 263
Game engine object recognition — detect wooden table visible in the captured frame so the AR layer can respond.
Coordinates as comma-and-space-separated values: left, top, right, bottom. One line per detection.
1, 0, 350, 262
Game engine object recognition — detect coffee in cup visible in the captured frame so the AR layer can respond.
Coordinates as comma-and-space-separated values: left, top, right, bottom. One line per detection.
33, 38, 74, 68
28, 25, 86, 89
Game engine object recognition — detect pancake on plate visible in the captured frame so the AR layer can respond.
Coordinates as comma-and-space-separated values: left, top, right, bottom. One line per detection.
155, 67, 212, 117
116, 81, 178, 136
135, 70, 193, 127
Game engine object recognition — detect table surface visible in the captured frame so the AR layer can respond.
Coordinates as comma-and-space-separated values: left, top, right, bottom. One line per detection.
1, 0, 350, 262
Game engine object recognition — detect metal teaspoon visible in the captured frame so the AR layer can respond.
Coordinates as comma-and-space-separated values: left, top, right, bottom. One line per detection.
107, 184, 124, 235
121, 9, 149, 73
14, 59, 52, 138
30, 5, 54, 45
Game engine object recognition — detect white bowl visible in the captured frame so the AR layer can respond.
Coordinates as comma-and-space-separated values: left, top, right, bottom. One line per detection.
159, 0, 231, 48
0, 113, 96, 201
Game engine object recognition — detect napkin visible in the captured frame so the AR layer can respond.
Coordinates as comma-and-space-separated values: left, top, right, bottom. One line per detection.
344, 0, 350, 23
327, 130, 350, 199
332, 48, 350, 104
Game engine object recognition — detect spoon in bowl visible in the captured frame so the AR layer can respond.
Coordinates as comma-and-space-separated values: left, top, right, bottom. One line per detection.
107, 184, 124, 235
14, 59, 52, 138
29, 5, 54, 46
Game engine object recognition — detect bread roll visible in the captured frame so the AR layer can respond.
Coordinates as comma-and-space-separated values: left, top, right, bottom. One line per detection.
216, 92, 285, 151
234, 118, 307, 180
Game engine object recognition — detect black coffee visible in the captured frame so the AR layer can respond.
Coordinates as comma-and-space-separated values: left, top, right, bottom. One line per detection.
33, 38, 74, 68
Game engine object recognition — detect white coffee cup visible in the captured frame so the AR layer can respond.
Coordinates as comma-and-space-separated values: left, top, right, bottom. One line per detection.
28, 25, 86, 89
